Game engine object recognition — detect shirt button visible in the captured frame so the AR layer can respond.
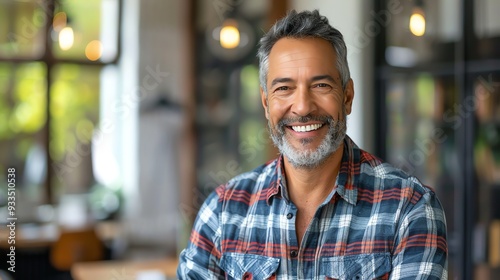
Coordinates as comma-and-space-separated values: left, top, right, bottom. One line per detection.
290, 250, 298, 258
286, 213, 293, 219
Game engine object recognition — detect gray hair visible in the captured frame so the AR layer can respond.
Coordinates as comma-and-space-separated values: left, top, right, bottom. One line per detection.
257, 10, 351, 94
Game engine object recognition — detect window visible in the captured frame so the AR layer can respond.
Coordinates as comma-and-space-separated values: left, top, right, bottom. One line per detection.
0, 0, 121, 204
376, 0, 500, 278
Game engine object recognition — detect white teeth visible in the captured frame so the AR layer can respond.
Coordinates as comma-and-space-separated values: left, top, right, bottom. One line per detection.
291, 123, 323, 132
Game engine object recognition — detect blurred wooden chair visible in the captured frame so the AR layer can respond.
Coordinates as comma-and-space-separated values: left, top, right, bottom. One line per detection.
50, 227, 105, 271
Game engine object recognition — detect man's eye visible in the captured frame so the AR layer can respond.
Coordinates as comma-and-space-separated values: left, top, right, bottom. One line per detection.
312, 83, 333, 92
275, 86, 289, 92
314, 83, 330, 88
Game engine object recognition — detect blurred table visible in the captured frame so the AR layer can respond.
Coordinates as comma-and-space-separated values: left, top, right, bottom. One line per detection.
0, 223, 58, 248
0, 221, 122, 249
71, 257, 179, 280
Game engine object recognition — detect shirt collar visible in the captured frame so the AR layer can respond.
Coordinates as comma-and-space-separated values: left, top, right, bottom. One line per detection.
265, 156, 284, 205
266, 135, 360, 206
334, 135, 359, 205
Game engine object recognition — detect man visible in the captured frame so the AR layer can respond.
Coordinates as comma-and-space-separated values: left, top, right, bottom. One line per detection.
178, 10, 447, 279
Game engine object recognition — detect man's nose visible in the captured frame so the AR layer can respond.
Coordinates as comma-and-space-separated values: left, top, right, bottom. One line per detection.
291, 86, 316, 116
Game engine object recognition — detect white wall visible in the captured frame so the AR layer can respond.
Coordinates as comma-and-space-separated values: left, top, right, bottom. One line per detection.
118, 0, 191, 255
119, 0, 140, 226
290, 0, 375, 152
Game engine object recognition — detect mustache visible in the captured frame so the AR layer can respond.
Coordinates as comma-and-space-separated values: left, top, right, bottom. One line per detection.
276, 114, 335, 130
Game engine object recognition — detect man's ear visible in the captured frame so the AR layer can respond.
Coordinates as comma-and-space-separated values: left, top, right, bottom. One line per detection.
260, 87, 269, 120
343, 79, 354, 115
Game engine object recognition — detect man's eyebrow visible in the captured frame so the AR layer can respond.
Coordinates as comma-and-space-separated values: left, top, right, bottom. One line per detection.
269, 75, 337, 88
311, 75, 336, 83
270, 77, 294, 88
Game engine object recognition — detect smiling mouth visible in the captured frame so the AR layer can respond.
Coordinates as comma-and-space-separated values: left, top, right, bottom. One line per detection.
290, 123, 324, 132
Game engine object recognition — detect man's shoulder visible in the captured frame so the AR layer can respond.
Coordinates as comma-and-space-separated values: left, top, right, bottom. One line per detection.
229, 158, 277, 185
215, 158, 278, 198
357, 148, 434, 197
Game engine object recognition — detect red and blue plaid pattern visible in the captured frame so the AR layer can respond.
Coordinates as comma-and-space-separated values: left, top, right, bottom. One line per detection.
178, 136, 448, 279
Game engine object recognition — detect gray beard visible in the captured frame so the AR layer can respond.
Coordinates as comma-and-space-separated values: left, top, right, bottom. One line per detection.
268, 113, 347, 169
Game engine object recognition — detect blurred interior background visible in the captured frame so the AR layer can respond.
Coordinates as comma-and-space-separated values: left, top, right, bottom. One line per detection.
0, 0, 499, 279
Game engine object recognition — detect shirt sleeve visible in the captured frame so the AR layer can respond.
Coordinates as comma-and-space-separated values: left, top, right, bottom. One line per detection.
177, 186, 225, 279
390, 187, 448, 279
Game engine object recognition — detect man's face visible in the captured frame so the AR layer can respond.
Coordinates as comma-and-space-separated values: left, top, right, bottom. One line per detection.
260, 37, 354, 169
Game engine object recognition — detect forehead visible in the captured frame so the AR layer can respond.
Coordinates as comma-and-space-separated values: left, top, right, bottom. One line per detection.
267, 37, 338, 80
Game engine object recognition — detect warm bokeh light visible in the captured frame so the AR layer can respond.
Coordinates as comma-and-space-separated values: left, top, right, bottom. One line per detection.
59, 27, 74, 50
220, 20, 240, 49
409, 10, 426, 36
53, 12, 67, 32
85, 40, 103, 61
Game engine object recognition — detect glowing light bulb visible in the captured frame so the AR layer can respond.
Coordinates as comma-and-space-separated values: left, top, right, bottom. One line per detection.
85, 40, 103, 61
59, 26, 74, 50
409, 8, 426, 37
220, 19, 240, 49
53, 12, 67, 32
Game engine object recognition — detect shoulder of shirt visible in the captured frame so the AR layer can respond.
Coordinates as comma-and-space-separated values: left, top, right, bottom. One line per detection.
214, 158, 278, 196
356, 146, 435, 200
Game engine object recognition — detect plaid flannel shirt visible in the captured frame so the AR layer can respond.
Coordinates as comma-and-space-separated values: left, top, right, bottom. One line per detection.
178, 136, 448, 279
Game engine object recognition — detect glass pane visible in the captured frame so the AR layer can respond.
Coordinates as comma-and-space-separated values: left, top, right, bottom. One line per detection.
238, 64, 269, 172
239, 119, 268, 172
474, 0, 500, 38
52, 0, 119, 62
384, 0, 461, 66
473, 73, 500, 279
386, 74, 458, 182
197, 125, 239, 200
239, 65, 260, 114
385, 73, 459, 278
0, 62, 47, 205
0, 0, 46, 59
50, 64, 100, 197
473, 0, 500, 60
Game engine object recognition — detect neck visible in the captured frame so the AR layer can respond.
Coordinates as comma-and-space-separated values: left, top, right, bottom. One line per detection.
283, 143, 344, 207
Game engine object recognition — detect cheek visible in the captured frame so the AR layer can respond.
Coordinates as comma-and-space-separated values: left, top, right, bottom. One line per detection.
317, 97, 343, 114
320, 92, 343, 104
267, 100, 286, 119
